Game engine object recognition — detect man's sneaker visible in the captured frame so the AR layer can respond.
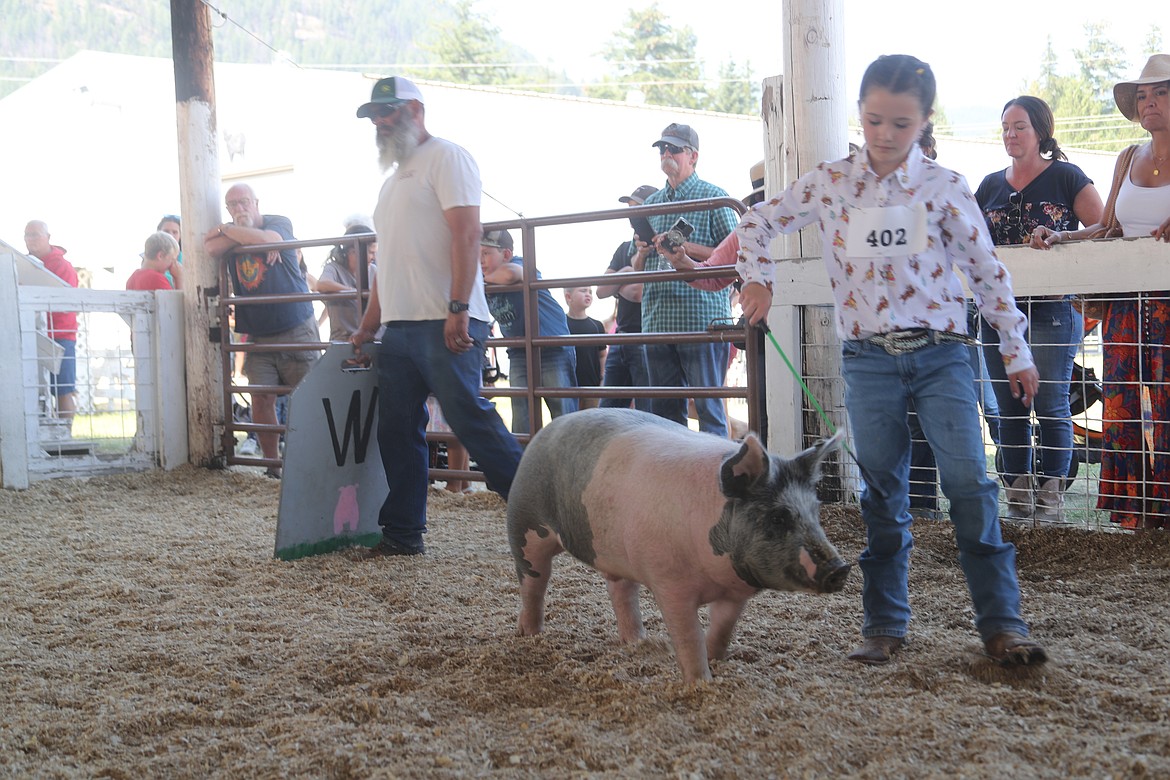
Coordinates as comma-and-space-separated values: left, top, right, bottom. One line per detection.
238, 438, 260, 456
361, 538, 425, 558
264, 466, 282, 480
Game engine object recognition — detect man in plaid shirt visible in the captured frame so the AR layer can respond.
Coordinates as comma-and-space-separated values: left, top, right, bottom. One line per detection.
632, 123, 738, 436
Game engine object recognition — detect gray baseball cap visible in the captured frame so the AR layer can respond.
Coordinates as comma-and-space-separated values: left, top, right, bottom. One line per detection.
652, 123, 699, 151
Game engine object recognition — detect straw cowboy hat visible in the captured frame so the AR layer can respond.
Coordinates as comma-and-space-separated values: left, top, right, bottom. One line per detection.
1114, 54, 1170, 121
746, 160, 765, 203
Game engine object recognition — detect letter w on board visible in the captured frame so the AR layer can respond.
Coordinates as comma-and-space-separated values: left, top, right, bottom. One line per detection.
322, 389, 379, 467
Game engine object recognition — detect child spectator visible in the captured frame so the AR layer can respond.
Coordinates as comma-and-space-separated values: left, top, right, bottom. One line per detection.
563, 286, 607, 410
480, 228, 577, 433
127, 231, 182, 291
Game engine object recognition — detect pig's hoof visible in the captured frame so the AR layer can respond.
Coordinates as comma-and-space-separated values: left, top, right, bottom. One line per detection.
983, 632, 1047, 666
846, 635, 904, 665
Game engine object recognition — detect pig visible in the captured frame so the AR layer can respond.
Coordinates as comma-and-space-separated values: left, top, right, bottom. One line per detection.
506, 407, 850, 684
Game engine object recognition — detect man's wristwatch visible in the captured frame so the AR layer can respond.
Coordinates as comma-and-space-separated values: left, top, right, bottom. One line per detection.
448, 300, 470, 314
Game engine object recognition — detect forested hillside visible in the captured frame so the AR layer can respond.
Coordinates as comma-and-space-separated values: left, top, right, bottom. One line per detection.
0, 0, 762, 113
0, 0, 445, 100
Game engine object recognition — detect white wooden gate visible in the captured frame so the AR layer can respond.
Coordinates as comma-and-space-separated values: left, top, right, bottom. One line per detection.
0, 253, 187, 488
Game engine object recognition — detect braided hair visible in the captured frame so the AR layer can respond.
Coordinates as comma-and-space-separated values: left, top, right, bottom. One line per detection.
1001, 95, 1066, 161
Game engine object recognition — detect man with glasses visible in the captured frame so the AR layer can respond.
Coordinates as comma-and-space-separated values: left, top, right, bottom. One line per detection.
349, 76, 523, 557
204, 182, 318, 478
633, 123, 738, 436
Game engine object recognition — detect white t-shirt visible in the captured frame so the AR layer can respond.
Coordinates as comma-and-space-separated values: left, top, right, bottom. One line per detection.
373, 137, 490, 322
1117, 168, 1170, 237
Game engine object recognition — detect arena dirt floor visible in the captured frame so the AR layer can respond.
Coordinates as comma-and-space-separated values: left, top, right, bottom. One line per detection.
1, 465, 1168, 779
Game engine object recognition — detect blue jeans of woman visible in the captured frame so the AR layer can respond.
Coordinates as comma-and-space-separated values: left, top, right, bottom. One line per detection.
375, 319, 523, 551
981, 298, 1081, 481
842, 338, 1029, 642
506, 346, 578, 435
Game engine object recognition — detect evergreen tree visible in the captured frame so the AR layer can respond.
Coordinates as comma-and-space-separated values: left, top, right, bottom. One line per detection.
1143, 27, 1164, 57
1073, 22, 1127, 111
588, 3, 705, 109
707, 59, 759, 116
422, 0, 513, 85
1025, 23, 1139, 152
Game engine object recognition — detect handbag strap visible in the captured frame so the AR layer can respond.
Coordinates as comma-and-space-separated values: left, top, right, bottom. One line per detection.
1095, 144, 1139, 238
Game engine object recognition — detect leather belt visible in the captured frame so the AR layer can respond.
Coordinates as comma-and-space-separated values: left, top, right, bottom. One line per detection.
864, 328, 974, 356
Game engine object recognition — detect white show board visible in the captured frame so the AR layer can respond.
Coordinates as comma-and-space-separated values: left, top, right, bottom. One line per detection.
274, 343, 386, 560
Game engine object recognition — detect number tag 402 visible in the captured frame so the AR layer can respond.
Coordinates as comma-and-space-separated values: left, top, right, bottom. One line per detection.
845, 203, 928, 259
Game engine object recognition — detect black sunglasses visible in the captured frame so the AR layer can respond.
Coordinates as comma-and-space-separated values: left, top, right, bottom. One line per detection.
1006, 191, 1022, 225
658, 143, 688, 155
370, 103, 404, 119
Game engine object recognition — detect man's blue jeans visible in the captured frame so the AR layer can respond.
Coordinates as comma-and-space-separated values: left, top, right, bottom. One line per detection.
375, 319, 523, 550
982, 299, 1081, 481
506, 347, 578, 435
599, 342, 652, 412
645, 342, 730, 437
841, 338, 1030, 642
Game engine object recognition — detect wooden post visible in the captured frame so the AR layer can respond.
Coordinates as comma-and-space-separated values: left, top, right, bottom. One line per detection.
764, 0, 851, 498
170, 0, 224, 466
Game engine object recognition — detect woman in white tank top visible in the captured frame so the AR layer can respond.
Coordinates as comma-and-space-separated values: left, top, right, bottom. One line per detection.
1032, 54, 1170, 530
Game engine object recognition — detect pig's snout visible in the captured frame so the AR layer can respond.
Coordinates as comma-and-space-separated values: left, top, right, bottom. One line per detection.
816, 559, 851, 593
798, 548, 851, 593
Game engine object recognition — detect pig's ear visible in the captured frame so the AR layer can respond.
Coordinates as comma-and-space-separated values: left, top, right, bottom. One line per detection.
793, 428, 846, 482
720, 434, 770, 497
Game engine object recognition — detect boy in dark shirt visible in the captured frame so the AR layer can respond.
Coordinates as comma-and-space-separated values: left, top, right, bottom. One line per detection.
563, 286, 607, 410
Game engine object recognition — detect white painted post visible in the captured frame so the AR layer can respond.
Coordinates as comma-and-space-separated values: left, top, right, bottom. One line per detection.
0, 255, 29, 489
764, 0, 847, 460
171, 0, 224, 467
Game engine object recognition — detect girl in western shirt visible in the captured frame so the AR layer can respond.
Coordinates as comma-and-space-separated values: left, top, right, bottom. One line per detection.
734, 54, 1046, 668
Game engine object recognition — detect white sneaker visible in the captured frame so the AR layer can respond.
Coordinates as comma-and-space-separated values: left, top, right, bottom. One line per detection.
238, 438, 260, 456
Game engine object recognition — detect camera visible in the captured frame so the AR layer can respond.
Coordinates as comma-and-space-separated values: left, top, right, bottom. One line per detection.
660, 217, 694, 253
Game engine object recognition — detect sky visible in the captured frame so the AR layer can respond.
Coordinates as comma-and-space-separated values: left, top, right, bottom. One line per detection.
478, 0, 1157, 131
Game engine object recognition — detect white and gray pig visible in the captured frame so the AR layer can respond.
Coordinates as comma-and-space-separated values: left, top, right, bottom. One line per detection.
506, 408, 850, 684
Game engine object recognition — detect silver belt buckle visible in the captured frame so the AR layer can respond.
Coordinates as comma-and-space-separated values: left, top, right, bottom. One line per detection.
872, 329, 929, 355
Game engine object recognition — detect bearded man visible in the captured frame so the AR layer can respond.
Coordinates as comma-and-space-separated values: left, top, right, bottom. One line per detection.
204, 182, 318, 478
632, 123, 738, 437
349, 76, 522, 558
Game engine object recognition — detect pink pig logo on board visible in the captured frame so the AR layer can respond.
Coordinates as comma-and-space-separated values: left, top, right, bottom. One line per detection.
334, 484, 360, 535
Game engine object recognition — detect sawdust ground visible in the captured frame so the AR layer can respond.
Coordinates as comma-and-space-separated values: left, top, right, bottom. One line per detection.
1, 466, 1168, 778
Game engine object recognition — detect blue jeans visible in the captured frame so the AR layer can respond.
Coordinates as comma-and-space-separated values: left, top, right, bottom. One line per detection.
645, 342, 730, 436
841, 338, 1029, 642
599, 342, 652, 412
982, 299, 1081, 481
908, 308, 1000, 510
375, 319, 523, 550
506, 347, 578, 435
